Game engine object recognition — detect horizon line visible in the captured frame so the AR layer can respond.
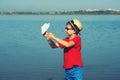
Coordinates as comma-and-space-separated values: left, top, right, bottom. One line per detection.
0, 8, 120, 12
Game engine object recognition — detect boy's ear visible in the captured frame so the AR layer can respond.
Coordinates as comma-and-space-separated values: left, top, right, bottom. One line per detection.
73, 30, 77, 34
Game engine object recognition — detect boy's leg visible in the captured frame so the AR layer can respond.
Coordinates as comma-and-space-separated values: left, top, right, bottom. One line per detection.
72, 67, 83, 80
65, 69, 73, 80
65, 67, 83, 80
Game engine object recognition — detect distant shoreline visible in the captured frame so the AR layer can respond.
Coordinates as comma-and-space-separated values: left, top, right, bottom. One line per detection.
0, 10, 120, 15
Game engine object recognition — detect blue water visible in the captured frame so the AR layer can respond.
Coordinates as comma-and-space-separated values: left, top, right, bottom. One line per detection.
0, 15, 120, 80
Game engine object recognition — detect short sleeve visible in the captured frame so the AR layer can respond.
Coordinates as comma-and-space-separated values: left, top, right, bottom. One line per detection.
72, 36, 81, 45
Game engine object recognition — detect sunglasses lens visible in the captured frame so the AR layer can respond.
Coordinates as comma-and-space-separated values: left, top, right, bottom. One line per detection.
65, 27, 73, 30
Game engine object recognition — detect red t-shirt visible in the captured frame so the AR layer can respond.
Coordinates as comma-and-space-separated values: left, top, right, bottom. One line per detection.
58, 36, 83, 69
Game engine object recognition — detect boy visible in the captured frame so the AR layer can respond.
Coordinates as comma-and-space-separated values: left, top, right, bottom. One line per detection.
44, 18, 83, 80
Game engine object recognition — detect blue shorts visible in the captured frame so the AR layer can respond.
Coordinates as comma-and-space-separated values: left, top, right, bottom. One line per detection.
65, 66, 83, 80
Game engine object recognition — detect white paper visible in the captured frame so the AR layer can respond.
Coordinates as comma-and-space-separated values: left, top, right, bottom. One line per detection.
41, 23, 50, 35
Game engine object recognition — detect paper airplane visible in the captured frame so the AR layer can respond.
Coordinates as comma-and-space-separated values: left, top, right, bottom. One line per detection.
41, 23, 50, 35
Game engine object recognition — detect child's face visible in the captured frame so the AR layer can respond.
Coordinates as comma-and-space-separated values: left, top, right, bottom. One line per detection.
65, 24, 76, 36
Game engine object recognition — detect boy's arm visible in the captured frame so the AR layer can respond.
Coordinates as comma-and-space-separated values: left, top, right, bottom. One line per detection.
48, 33, 75, 48
44, 32, 58, 48
47, 39, 58, 48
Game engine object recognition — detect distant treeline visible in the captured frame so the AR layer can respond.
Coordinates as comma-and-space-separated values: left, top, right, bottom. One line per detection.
0, 10, 120, 15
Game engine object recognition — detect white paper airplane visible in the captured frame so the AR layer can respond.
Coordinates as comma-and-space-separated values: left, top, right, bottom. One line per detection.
41, 23, 50, 35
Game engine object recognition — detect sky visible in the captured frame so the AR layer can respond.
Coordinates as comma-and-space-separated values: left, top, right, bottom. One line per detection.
0, 0, 120, 11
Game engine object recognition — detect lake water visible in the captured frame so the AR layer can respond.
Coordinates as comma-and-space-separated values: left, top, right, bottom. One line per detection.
0, 15, 120, 80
